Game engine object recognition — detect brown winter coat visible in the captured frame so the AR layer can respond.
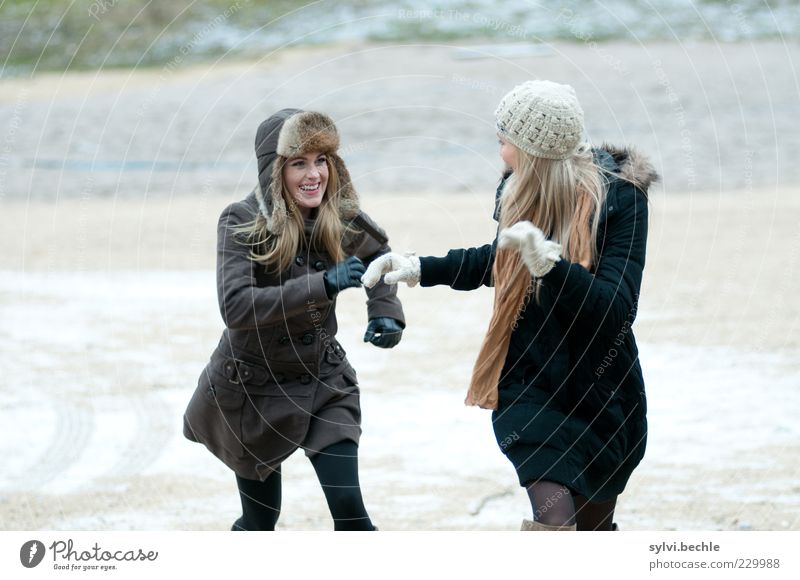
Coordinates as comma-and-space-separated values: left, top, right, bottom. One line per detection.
183, 192, 404, 481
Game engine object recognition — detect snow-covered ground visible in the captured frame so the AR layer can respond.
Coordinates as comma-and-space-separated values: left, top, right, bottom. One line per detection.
1, 269, 798, 530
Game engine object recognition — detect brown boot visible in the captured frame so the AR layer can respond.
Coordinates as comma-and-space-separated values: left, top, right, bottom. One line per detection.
521, 519, 577, 531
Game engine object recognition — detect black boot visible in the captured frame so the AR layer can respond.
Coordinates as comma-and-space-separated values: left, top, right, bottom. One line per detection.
231, 516, 247, 531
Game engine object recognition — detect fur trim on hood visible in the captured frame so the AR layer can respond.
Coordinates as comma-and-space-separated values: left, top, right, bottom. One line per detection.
598, 143, 659, 192
254, 109, 360, 235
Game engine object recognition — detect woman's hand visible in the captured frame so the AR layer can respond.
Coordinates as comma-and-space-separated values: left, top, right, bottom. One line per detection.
361, 252, 421, 288
363, 317, 404, 348
323, 256, 366, 298
497, 221, 562, 277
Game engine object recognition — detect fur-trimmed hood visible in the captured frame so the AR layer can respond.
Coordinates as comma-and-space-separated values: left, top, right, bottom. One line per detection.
253, 108, 360, 235
596, 143, 659, 192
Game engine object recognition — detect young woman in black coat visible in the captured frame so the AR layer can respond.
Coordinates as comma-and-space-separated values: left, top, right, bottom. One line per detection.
363, 80, 657, 531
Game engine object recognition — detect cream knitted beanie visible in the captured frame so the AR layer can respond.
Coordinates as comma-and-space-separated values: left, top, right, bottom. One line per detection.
494, 80, 585, 160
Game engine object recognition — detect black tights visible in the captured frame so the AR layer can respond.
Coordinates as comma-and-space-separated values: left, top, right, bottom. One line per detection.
232, 440, 374, 531
526, 479, 617, 530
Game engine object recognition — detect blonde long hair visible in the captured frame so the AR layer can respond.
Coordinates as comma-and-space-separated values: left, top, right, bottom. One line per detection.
466, 144, 607, 409
235, 157, 348, 273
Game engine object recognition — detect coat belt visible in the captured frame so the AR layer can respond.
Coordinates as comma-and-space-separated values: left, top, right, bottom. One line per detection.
219, 343, 346, 386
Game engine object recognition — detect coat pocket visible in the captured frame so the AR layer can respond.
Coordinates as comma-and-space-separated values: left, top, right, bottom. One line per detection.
184, 371, 247, 460
579, 380, 631, 470
341, 364, 358, 387
579, 381, 623, 425
239, 391, 313, 464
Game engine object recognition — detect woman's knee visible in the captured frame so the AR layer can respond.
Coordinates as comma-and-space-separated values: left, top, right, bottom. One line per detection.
526, 480, 576, 526
326, 487, 365, 517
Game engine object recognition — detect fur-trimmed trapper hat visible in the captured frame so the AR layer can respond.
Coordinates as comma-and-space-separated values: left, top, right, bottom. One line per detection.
254, 109, 359, 235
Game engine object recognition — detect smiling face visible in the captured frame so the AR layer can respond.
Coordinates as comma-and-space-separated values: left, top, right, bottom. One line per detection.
282, 151, 329, 218
498, 134, 518, 172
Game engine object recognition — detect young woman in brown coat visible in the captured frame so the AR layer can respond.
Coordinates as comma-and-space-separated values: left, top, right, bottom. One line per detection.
183, 109, 405, 530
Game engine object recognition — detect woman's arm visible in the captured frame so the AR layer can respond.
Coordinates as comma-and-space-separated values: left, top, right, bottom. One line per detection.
419, 241, 497, 290
345, 211, 405, 324
216, 202, 331, 330
541, 181, 648, 337
361, 236, 496, 292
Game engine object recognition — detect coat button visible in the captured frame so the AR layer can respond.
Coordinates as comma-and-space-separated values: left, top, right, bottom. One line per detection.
300, 374, 312, 385
295, 256, 305, 266
301, 333, 314, 345
241, 367, 251, 380
223, 361, 237, 382
314, 260, 326, 271
279, 335, 290, 345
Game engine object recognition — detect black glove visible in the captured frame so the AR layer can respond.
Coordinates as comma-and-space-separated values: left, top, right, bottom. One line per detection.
323, 256, 366, 298
363, 317, 404, 349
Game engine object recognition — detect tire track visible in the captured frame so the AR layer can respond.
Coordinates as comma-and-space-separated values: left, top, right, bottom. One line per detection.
103, 391, 174, 478
18, 398, 95, 490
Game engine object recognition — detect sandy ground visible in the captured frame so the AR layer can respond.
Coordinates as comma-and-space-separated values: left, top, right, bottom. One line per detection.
1, 186, 799, 531
1, 41, 799, 201
1, 40, 799, 531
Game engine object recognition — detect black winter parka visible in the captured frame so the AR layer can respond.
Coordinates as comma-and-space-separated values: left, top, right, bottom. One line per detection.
419, 145, 657, 500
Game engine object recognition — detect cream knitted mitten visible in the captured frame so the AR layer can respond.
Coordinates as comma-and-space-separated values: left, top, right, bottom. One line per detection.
497, 221, 562, 277
361, 252, 421, 288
